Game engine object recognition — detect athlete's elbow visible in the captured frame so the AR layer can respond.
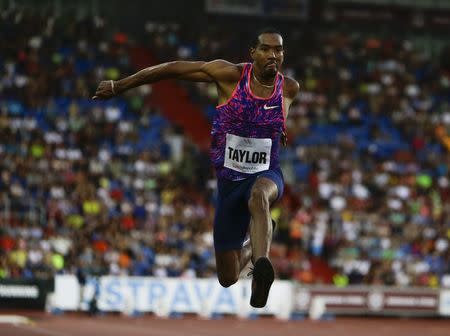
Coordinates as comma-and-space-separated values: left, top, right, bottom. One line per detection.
146, 61, 183, 79
162, 61, 180, 77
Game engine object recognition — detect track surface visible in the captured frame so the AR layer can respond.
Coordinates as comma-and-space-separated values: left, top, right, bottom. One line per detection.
0, 313, 449, 336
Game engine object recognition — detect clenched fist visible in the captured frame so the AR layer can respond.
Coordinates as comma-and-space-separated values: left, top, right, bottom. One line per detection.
92, 80, 117, 100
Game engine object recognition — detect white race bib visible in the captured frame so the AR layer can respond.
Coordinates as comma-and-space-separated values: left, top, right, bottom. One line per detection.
224, 134, 272, 174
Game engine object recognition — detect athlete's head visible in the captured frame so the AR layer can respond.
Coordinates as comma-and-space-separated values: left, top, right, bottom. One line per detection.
250, 28, 284, 79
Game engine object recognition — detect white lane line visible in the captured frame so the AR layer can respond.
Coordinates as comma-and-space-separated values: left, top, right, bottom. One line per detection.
0, 315, 31, 324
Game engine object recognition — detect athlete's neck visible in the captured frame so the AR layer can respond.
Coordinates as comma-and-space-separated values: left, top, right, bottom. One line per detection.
252, 68, 276, 88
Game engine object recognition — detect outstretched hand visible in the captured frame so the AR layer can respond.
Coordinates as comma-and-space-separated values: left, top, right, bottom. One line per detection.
92, 80, 116, 100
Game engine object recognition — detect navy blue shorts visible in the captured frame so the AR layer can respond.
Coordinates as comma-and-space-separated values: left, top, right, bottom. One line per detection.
213, 168, 284, 251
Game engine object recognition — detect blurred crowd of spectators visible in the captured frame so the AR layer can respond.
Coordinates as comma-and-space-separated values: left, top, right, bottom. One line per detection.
1, 7, 450, 287
0, 9, 216, 282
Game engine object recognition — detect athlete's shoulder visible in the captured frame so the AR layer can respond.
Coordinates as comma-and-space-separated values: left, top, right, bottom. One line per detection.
282, 76, 300, 100
202, 59, 242, 82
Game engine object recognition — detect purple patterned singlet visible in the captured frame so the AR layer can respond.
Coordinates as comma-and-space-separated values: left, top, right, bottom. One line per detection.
210, 63, 285, 181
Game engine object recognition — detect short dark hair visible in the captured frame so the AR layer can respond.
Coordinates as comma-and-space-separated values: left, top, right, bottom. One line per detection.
252, 27, 282, 48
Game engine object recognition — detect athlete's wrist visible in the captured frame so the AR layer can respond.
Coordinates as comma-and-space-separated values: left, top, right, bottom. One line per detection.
114, 79, 125, 94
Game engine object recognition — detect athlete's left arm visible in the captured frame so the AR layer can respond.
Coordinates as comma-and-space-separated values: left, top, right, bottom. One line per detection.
175, 71, 214, 82
282, 76, 300, 118
281, 77, 300, 146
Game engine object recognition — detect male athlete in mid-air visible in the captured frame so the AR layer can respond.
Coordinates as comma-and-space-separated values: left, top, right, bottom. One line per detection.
93, 28, 299, 308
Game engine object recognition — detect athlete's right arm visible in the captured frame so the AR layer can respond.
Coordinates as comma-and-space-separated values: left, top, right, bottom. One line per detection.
92, 60, 239, 99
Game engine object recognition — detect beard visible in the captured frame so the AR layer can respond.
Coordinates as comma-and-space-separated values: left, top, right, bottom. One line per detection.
262, 62, 278, 78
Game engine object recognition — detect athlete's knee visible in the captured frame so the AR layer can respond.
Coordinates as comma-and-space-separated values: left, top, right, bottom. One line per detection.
218, 273, 238, 288
248, 186, 270, 212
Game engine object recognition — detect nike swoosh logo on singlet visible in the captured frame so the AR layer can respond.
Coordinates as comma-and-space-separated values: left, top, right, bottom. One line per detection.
263, 104, 278, 110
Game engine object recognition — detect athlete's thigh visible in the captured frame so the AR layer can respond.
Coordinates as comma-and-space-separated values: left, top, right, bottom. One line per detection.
213, 178, 253, 251
247, 169, 284, 205
215, 249, 241, 277
249, 177, 278, 204
250, 168, 284, 203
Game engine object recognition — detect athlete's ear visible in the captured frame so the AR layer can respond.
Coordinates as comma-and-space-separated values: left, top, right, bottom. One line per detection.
250, 47, 256, 60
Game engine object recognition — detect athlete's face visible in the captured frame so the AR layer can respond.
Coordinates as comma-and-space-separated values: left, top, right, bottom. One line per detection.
250, 33, 284, 78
